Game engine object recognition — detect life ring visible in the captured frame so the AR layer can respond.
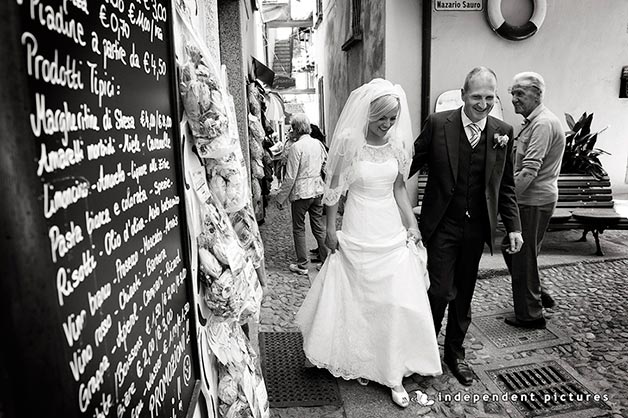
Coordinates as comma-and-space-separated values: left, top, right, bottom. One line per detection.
486, 0, 546, 41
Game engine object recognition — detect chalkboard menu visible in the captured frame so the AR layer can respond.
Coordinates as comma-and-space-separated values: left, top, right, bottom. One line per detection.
0, 1, 198, 417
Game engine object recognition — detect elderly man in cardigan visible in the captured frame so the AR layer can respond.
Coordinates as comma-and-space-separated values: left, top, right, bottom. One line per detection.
503, 72, 566, 329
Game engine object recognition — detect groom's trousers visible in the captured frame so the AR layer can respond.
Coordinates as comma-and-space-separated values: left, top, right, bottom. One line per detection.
426, 215, 487, 362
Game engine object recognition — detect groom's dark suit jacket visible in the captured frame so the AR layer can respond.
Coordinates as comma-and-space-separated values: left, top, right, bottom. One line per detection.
409, 107, 521, 251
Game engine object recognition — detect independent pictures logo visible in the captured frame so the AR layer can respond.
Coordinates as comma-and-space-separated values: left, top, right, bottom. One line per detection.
437, 391, 609, 404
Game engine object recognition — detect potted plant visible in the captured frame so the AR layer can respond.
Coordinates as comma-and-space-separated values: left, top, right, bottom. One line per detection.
561, 112, 609, 179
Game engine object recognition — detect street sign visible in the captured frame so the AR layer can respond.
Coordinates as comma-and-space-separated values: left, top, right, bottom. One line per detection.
434, 1, 483, 11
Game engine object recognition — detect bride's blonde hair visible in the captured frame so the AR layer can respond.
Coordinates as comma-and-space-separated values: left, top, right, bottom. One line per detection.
368, 94, 400, 122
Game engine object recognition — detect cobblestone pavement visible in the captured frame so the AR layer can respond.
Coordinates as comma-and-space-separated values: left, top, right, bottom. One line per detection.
258, 196, 628, 418
258, 196, 343, 418
258, 197, 313, 333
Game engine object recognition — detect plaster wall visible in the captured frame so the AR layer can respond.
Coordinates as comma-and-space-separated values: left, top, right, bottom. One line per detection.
430, 0, 628, 191
247, 10, 267, 64
385, 0, 423, 204
385, 0, 423, 136
219, 0, 252, 167
267, 28, 277, 70
316, 0, 386, 141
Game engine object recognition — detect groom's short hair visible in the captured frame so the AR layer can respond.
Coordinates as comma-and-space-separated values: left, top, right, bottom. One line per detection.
463, 67, 498, 91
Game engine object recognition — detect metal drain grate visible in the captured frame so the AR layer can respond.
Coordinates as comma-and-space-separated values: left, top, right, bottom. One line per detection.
487, 361, 610, 417
474, 313, 558, 348
259, 332, 342, 408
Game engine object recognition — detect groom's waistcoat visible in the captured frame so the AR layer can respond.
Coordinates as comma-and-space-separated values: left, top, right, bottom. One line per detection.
444, 127, 489, 224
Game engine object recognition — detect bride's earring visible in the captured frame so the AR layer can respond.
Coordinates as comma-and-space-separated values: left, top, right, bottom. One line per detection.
391, 386, 409, 408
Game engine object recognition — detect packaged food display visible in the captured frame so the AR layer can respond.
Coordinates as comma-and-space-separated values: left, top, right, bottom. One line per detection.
198, 247, 222, 281
179, 50, 230, 144
177, 31, 269, 418
179, 38, 266, 267
205, 152, 248, 213
208, 320, 269, 418
228, 205, 264, 269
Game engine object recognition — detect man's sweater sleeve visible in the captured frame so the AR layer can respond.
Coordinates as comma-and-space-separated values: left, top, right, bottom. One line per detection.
515, 122, 551, 196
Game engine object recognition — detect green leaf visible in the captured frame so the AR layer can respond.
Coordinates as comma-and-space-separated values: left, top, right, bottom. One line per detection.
581, 113, 594, 137
562, 112, 609, 178
572, 112, 587, 133
565, 113, 576, 130
574, 132, 594, 147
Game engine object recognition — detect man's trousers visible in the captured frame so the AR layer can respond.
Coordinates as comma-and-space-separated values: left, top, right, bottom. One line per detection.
426, 216, 487, 362
291, 196, 328, 269
502, 202, 556, 321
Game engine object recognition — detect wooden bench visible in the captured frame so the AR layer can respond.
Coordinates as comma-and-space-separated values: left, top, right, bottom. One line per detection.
413, 174, 628, 255
547, 174, 628, 255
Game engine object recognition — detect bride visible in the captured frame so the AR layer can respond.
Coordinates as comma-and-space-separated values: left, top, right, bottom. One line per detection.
296, 79, 442, 407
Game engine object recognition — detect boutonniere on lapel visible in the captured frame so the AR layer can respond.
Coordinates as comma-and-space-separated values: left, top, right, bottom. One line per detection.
493, 133, 509, 149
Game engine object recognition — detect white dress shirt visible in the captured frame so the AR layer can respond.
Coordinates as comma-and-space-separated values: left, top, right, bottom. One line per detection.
461, 107, 487, 140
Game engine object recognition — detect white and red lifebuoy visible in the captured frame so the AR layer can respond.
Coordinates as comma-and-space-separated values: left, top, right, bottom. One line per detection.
487, 0, 546, 41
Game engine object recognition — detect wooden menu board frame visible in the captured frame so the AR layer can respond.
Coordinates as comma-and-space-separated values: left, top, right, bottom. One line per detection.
0, 1, 203, 417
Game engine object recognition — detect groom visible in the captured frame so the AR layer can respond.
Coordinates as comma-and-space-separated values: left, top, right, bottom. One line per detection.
409, 67, 523, 386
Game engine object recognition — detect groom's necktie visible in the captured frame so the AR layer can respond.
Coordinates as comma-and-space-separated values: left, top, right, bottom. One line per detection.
468, 123, 481, 148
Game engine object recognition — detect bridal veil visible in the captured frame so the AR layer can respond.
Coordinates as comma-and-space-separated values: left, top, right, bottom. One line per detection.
323, 78, 414, 205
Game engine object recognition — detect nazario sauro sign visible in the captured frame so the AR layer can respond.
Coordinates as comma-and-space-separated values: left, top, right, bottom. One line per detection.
434, 0, 483, 11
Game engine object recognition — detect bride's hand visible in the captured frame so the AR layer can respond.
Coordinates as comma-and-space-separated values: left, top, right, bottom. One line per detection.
326, 230, 339, 253
407, 227, 422, 245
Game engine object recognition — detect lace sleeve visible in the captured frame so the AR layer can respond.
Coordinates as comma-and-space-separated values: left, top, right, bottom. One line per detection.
392, 144, 410, 180
322, 187, 343, 206
322, 162, 357, 205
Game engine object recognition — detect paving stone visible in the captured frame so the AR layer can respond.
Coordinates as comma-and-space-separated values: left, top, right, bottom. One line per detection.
430, 403, 451, 417
424, 387, 438, 396
415, 406, 432, 415
463, 405, 479, 415
451, 404, 465, 417
483, 400, 505, 415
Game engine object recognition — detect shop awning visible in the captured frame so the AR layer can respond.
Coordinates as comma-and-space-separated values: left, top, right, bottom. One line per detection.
252, 57, 275, 86
261, 1, 290, 23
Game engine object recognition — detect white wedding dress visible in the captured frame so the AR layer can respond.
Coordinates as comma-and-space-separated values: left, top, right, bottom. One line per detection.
296, 142, 442, 388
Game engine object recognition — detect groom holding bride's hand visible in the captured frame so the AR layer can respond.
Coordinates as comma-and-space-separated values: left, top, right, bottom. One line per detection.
410, 67, 523, 386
